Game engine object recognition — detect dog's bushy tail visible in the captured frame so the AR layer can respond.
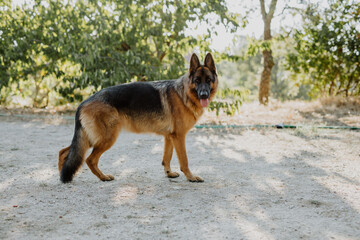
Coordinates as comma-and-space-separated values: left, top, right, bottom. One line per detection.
59, 111, 89, 183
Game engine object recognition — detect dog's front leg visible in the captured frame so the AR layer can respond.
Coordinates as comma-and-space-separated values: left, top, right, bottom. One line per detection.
162, 135, 180, 178
170, 133, 203, 182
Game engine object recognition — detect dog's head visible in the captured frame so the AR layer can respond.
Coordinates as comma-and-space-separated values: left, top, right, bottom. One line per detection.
188, 53, 218, 108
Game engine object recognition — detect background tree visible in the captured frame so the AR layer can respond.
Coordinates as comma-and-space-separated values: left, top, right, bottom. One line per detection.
258, 0, 277, 105
218, 35, 309, 102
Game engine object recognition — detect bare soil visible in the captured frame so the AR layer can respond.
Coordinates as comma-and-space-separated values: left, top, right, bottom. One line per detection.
1, 99, 360, 239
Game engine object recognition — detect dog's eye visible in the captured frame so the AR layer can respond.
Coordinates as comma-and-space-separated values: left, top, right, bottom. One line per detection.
194, 78, 200, 84
206, 78, 212, 83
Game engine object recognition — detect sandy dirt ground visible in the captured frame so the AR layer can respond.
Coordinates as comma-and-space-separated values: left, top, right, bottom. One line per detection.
1, 99, 360, 239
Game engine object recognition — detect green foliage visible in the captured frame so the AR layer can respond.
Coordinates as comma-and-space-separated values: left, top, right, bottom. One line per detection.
217, 36, 261, 99
286, 0, 360, 97
246, 38, 272, 57
270, 37, 312, 101
0, 0, 240, 106
209, 88, 248, 116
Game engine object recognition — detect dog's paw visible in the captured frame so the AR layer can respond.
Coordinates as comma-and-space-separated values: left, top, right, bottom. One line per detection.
166, 171, 180, 178
187, 175, 204, 182
101, 174, 115, 181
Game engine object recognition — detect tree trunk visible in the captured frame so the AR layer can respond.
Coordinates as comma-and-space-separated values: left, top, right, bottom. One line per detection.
259, 0, 277, 105
329, 79, 335, 96
259, 49, 274, 105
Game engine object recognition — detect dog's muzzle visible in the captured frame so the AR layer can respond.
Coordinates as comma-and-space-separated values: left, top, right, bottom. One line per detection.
197, 83, 210, 107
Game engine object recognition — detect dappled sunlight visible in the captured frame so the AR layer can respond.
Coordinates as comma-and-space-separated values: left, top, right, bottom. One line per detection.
117, 168, 137, 179
112, 156, 126, 167
25, 167, 57, 182
194, 129, 360, 239
150, 143, 162, 155
196, 165, 215, 175
313, 175, 360, 212
212, 206, 275, 240
235, 218, 275, 240
0, 177, 16, 192
132, 139, 141, 145
221, 148, 247, 163
1, 120, 360, 239
113, 185, 138, 206
326, 232, 360, 240
264, 177, 286, 195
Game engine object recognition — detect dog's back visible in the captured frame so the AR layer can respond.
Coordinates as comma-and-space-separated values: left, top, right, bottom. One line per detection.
91, 81, 165, 114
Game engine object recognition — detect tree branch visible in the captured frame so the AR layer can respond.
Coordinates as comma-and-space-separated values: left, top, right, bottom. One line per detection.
259, 0, 267, 21
267, 0, 278, 21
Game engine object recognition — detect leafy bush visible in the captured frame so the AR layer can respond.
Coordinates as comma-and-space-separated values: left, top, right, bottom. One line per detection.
209, 88, 249, 116
0, 0, 240, 105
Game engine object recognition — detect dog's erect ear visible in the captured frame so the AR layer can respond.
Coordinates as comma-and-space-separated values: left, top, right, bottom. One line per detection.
189, 53, 201, 75
204, 53, 216, 73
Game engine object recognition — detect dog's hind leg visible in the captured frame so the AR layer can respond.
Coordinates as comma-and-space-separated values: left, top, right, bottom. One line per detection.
80, 101, 121, 181
85, 126, 120, 181
162, 135, 180, 178
58, 146, 71, 172
85, 146, 115, 181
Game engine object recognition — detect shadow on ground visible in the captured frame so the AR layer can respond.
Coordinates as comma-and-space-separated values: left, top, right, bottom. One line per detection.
1, 120, 359, 239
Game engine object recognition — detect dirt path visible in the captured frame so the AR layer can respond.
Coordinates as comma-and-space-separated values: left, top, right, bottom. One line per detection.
1, 119, 360, 239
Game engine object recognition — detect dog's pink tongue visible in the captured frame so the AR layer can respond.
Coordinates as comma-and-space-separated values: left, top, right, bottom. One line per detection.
200, 99, 209, 108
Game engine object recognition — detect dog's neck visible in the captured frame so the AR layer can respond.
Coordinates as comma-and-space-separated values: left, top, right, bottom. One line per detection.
175, 74, 204, 120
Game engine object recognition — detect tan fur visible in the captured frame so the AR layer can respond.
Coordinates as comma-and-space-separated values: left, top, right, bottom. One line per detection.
58, 146, 70, 172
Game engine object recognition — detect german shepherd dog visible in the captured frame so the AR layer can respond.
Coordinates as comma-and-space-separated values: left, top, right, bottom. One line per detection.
58, 53, 218, 183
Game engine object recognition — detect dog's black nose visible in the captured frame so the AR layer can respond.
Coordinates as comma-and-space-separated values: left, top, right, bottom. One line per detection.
199, 90, 209, 99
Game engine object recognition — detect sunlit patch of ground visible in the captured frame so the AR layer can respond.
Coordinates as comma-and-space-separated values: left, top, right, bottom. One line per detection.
200, 97, 360, 127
